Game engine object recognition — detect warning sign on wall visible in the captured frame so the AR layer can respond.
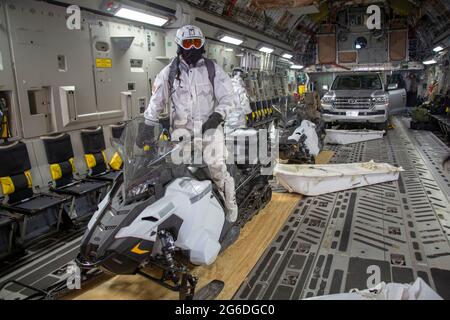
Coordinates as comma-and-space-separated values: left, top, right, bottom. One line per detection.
95, 58, 112, 68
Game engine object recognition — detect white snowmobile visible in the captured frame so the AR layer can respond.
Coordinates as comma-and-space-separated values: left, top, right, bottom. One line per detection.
76, 117, 272, 299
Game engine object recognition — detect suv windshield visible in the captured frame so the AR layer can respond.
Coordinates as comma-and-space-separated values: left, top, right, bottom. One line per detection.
332, 74, 382, 90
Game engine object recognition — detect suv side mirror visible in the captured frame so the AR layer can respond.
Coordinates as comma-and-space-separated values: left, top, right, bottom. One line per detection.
387, 83, 398, 90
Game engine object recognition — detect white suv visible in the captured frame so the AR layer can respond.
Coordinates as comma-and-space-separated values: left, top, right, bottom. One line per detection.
321, 73, 403, 130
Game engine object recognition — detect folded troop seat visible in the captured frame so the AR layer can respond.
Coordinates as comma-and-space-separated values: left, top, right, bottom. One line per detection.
0, 141, 68, 245
41, 133, 109, 221
80, 127, 121, 182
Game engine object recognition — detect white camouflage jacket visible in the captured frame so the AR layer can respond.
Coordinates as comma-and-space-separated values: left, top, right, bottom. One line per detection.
145, 57, 235, 131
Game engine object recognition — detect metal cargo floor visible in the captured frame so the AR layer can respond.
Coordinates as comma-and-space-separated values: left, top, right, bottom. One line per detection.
1, 116, 449, 300
0, 229, 85, 300
235, 117, 450, 300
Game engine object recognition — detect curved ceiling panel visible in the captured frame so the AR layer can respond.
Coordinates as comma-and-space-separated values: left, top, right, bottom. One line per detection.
183, 0, 450, 64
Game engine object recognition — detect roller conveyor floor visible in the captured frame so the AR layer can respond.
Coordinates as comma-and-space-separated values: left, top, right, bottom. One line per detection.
235, 117, 450, 300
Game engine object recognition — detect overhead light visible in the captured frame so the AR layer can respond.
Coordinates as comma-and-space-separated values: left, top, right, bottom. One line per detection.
225, 48, 234, 52
114, 7, 168, 27
355, 44, 362, 49
433, 46, 444, 52
290, 65, 304, 69
282, 53, 293, 59
423, 59, 437, 65
259, 46, 274, 54
219, 35, 244, 46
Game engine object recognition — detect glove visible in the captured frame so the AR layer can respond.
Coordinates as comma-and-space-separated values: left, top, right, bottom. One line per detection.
158, 114, 171, 141
136, 123, 155, 148
202, 112, 223, 134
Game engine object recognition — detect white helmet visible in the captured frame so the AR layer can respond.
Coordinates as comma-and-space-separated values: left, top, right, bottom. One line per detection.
175, 25, 205, 49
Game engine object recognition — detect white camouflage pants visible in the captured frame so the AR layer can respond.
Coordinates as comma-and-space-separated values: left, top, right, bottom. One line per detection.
172, 125, 238, 222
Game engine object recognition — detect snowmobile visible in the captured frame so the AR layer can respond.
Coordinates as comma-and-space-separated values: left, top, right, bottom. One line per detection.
76, 117, 272, 300
273, 102, 326, 164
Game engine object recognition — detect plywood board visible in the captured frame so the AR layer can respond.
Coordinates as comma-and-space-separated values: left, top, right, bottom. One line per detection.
67, 151, 334, 300
318, 34, 336, 64
389, 30, 407, 61
338, 51, 357, 64
315, 150, 335, 165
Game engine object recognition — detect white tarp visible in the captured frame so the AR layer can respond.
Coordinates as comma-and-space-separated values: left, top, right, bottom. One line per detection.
288, 120, 320, 156
225, 74, 252, 131
325, 129, 385, 145
274, 160, 404, 196
306, 278, 442, 300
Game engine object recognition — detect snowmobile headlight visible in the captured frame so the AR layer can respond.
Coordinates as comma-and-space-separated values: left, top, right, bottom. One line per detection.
372, 95, 388, 104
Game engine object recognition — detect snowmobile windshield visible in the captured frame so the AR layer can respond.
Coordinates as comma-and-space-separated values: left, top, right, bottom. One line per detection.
111, 117, 180, 198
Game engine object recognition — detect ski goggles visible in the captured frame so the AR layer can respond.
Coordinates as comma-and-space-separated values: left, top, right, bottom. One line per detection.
180, 38, 204, 50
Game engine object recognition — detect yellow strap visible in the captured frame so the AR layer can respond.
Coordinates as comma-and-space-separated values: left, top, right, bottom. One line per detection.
1, 115, 8, 139
101, 150, 107, 165
85, 154, 96, 169
50, 163, 62, 180
24, 170, 32, 187
109, 152, 123, 171
0, 176, 14, 195
0, 171, 32, 195
68, 157, 75, 172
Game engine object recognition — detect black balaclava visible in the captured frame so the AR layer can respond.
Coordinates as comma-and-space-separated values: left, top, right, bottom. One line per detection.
177, 45, 205, 66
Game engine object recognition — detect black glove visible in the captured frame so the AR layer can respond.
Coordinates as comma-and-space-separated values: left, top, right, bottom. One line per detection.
136, 123, 155, 148
159, 114, 170, 132
202, 112, 223, 134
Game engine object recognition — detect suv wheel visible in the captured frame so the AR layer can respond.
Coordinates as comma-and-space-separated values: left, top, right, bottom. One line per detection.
377, 121, 388, 134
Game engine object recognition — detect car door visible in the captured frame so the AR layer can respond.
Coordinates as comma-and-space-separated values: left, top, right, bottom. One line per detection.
387, 74, 407, 115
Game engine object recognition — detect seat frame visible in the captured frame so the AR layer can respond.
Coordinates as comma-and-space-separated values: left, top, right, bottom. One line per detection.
0, 192, 69, 244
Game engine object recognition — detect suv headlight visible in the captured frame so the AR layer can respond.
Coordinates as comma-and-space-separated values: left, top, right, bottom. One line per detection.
372, 95, 388, 104
321, 96, 335, 104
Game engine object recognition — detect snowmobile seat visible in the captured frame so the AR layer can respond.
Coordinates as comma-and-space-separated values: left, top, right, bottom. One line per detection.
80, 127, 120, 182
188, 165, 240, 189
41, 133, 109, 221
0, 141, 68, 244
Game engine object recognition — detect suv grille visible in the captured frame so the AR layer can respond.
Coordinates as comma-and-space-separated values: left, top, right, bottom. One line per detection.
333, 97, 373, 110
